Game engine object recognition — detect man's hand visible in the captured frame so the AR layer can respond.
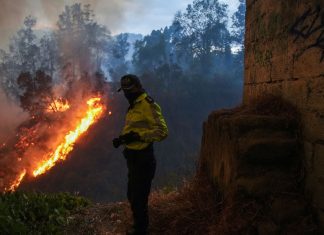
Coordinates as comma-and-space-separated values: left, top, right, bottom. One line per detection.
120, 131, 141, 144
112, 131, 141, 148
112, 138, 122, 148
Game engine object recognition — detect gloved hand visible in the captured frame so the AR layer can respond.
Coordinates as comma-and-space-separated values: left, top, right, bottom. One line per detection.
112, 138, 122, 148
120, 131, 141, 144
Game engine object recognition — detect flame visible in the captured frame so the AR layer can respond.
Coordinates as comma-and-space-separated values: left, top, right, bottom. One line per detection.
47, 98, 70, 112
33, 97, 104, 176
5, 170, 26, 192
4, 97, 105, 192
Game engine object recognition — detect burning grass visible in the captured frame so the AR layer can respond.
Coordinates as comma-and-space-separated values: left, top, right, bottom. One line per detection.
1, 96, 106, 192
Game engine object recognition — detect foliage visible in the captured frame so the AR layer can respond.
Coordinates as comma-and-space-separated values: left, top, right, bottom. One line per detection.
10, 15, 39, 74
109, 33, 130, 81
132, 0, 244, 78
172, 0, 231, 75
57, 3, 113, 77
231, 0, 246, 46
132, 29, 171, 73
17, 70, 53, 115
0, 15, 40, 98
0, 191, 90, 234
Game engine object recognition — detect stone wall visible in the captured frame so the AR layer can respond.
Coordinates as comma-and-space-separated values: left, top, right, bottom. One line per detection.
200, 105, 319, 233
243, 0, 324, 230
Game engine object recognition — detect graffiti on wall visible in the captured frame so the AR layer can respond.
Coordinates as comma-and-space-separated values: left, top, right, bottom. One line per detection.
291, 5, 324, 62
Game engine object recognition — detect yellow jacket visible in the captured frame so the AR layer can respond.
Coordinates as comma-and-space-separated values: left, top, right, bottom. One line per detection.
122, 93, 168, 150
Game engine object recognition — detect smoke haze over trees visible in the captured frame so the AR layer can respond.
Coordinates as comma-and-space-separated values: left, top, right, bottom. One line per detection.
0, 0, 246, 202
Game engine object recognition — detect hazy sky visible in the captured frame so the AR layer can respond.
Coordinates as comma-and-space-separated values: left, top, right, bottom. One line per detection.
116, 0, 240, 34
0, 0, 239, 49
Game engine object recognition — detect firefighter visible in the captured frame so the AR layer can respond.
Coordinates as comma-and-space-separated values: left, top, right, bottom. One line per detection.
112, 74, 168, 235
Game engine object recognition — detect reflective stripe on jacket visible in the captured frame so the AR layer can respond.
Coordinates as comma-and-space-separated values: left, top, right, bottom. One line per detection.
122, 93, 168, 150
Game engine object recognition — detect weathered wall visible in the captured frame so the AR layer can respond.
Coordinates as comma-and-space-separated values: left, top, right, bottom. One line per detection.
200, 107, 318, 233
243, 0, 324, 230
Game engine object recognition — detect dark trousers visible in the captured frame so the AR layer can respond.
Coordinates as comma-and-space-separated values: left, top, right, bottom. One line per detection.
123, 145, 156, 234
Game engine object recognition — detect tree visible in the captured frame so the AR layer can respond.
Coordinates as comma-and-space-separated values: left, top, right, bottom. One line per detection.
56, 4, 112, 80
172, 0, 232, 76
17, 70, 53, 116
10, 16, 40, 73
231, 0, 246, 47
39, 34, 58, 77
108, 33, 130, 81
0, 49, 19, 98
133, 29, 171, 74
0, 16, 40, 99
231, 0, 246, 79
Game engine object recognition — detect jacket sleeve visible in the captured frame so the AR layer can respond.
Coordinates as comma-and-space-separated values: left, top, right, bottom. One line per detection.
141, 102, 168, 143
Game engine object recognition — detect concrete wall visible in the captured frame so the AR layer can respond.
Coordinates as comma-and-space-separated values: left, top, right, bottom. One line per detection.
244, 0, 324, 229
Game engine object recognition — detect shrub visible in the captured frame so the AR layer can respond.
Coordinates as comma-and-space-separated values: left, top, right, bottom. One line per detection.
0, 191, 90, 234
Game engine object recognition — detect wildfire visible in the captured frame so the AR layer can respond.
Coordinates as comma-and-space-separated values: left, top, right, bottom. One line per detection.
5, 170, 26, 192
4, 97, 105, 192
47, 98, 70, 112
33, 97, 104, 176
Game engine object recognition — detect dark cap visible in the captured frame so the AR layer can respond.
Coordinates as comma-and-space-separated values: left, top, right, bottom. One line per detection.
117, 74, 142, 92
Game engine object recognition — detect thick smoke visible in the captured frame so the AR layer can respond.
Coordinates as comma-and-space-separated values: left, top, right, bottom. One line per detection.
0, 0, 28, 49
0, 86, 28, 190
0, 87, 28, 143
0, 0, 151, 49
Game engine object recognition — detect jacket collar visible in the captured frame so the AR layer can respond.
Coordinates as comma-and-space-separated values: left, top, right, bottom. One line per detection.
128, 93, 147, 111
134, 92, 147, 104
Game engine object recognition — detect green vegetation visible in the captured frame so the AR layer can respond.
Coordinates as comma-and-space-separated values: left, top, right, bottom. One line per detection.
0, 191, 90, 234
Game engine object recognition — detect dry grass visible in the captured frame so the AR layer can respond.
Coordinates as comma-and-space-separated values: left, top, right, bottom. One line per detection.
148, 172, 265, 235
149, 172, 222, 235
64, 172, 317, 234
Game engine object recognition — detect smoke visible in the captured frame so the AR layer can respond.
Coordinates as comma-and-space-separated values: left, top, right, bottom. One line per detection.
0, 0, 151, 49
0, 86, 28, 190
0, 87, 28, 143
0, 0, 28, 49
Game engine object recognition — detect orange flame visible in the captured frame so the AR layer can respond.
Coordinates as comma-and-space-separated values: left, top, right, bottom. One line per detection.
4, 97, 105, 192
47, 98, 70, 112
33, 97, 104, 176
5, 170, 26, 192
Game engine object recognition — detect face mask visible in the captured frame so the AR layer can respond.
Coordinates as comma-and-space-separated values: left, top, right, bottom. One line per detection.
124, 91, 142, 104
